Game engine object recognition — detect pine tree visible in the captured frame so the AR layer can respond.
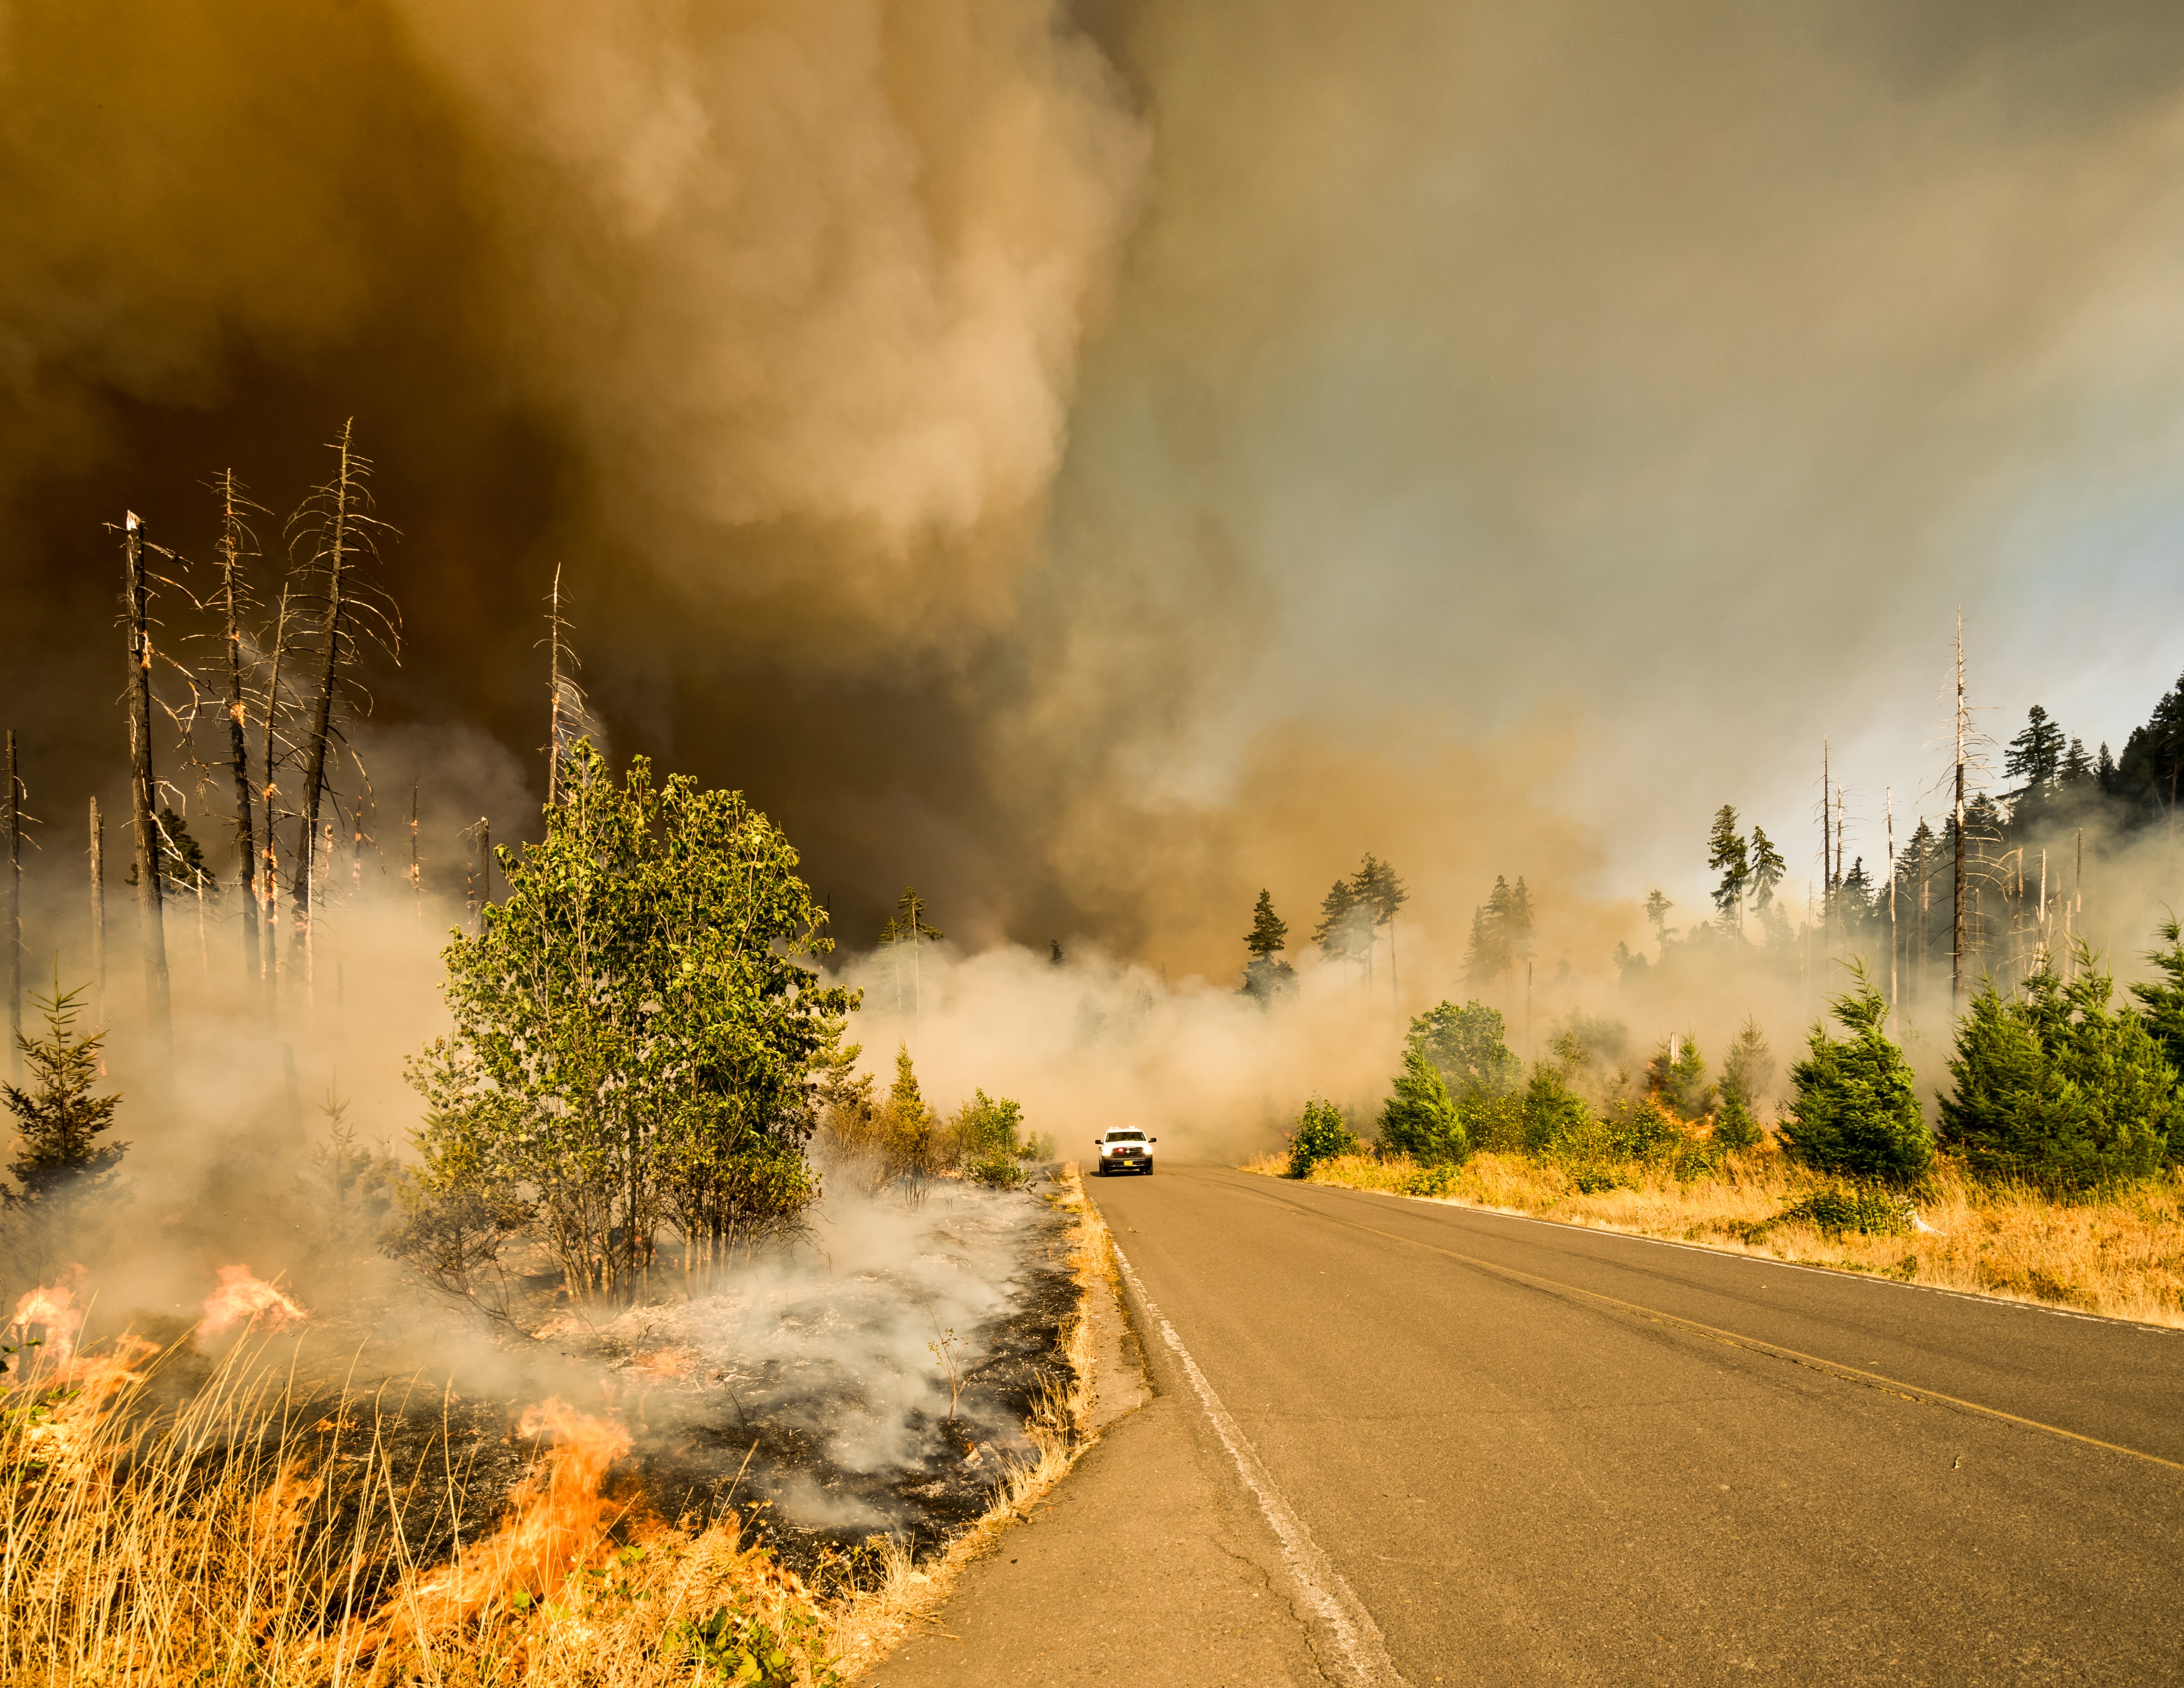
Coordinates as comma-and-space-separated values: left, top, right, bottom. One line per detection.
2, 983, 126, 1211
1748, 828, 1786, 911
1377, 1045, 1466, 1165
1944, 949, 2176, 1190
1646, 1036, 1715, 1121
1716, 1017, 1773, 1152
1241, 889, 1297, 1001
1313, 877, 1371, 969
1780, 967, 1932, 1183
2060, 737, 2093, 785
1706, 805, 1750, 929
2003, 705, 2067, 792
1643, 890, 1674, 946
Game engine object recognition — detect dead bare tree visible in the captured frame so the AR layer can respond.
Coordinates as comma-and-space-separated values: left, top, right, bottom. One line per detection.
258, 581, 295, 1008
122, 511, 172, 1049
283, 420, 399, 981
210, 470, 265, 991
408, 780, 421, 922
1952, 611, 1967, 1012
88, 798, 105, 1031
5, 730, 20, 1081
541, 564, 595, 808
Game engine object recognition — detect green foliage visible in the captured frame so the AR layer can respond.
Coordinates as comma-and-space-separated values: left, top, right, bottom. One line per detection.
1715, 1017, 1773, 1153
1748, 828, 1786, 911
1391, 1161, 1458, 1197
672, 1600, 840, 1688
1646, 1036, 1716, 1122
2, 983, 125, 1215
1775, 1184, 1913, 1237
954, 1089, 1032, 1187
1940, 953, 2175, 1192
1779, 969, 1932, 1185
400, 744, 849, 1305
2004, 703, 2067, 793
1240, 889, 1297, 1001
1706, 805, 1749, 926
1520, 1063, 1591, 1154
2130, 920, 2184, 1166
1642, 889, 1674, 943
1463, 876, 1534, 988
1287, 1099, 1359, 1179
1313, 877, 1372, 967
1408, 1000, 1522, 1101
1377, 1048, 1467, 1165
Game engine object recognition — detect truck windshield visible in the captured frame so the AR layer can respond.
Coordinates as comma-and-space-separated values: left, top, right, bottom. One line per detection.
1108, 1131, 1146, 1141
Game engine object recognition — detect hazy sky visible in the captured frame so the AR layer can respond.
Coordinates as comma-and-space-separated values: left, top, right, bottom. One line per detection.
7, 0, 2184, 978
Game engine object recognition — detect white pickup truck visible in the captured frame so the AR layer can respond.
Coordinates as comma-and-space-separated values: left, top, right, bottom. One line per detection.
1093, 1127, 1157, 1176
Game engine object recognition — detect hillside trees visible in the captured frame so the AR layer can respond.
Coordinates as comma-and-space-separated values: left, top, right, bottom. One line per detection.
399, 744, 851, 1305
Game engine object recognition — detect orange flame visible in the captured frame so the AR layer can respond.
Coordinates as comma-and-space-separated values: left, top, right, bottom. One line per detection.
201, 1265, 308, 1334
8, 1274, 86, 1373
365, 1398, 632, 1651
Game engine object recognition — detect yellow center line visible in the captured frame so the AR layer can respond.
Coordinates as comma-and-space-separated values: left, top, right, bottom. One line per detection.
1220, 1175, 2184, 1476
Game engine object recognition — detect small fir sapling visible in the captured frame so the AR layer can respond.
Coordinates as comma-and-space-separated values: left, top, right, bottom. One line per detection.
1377, 1046, 1467, 1166
1779, 966, 1933, 1184
1715, 1017, 1774, 1153
2, 982, 126, 1211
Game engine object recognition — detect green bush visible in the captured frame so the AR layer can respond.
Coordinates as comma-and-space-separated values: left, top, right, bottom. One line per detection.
1521, 1065, 1592, 1154
1776, 1184, 1913, 1237
1377, 1047, 1468, 1164
1779, 970, 1932, 1184
1715, 1017, 1774, 1153
1288, 1099, 1360, 1179
1941, 954, 2175, 1193
1392, 1161, 1458, 1197
1565, 1163, 1627, 1195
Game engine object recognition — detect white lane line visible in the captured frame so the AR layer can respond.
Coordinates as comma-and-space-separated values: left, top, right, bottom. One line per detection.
1112, 1242, 1412, 1688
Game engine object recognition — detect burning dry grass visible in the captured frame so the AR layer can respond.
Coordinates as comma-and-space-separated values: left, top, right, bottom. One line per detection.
1247, 1149, 2184, 1328
0, 1171, 1111, 1685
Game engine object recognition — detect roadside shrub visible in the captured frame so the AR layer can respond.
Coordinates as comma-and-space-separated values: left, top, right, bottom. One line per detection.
1288, 1099, 1360, 1179
1941, 954, 2175, 1193
1521, 1064, 1592, 1154
1779, 969, 1932, 1184
2131, 920, 2184, 1167
952, 1089, 1034, 1187
1377, 1049, 1468, 1165
1565, 1163, 1627, 1195
1392, 1162, 1458, 1198
1604, 1095, 1686, 1163
1775, 1184, 1912, 1237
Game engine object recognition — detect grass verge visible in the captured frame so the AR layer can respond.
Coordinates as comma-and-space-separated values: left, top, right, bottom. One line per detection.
1245, 1149, 2184, 1328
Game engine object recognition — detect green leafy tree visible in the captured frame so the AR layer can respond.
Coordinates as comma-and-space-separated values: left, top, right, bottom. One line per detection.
1407, 1000, 1522, 1100
402, 744, 850, 1306
1706, 806, 1749, 931
1779, 967, 1932, 1184
1287, 1099, 1359, 1179
1941, 951, 2175, 1191
1240, 889, 1297, 1001
1378, 1047, 1466, 1164
1715, 1017, 1773, 1152
1748, 829, 1786, 912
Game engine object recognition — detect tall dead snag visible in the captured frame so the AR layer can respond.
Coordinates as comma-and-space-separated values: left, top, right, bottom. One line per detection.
541, 563, 597, 807
1952, 610, 1967, 1013
211, 470, 262, 991
5, 730, 19, 1082
258, 583, 293, 1006
282, 421, 398, 982
88, 798, 105, 1030
123, 511, 172, 1046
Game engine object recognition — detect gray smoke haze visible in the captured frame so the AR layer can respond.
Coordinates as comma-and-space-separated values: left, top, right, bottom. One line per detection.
7, 1, 2184, 987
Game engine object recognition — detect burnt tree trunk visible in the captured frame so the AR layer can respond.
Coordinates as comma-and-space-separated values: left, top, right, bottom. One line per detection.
124, 511, 172, 1046
214, 470, 260, 996
259, 582, 291, 1011
89, 797, 105, 1029
291, 420, 359, 972
5, 730, 19, 1082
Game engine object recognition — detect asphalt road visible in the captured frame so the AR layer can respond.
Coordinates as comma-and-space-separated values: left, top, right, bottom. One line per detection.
878, 1163, 2184, 1687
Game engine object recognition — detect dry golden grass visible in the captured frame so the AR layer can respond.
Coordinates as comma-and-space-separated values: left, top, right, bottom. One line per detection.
1245, 1149, 2184, 1328
0, 1168, 1110, 1686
